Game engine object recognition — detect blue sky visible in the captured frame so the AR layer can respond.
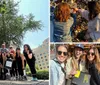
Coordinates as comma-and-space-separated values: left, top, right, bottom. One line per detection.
14, 0, 49, 49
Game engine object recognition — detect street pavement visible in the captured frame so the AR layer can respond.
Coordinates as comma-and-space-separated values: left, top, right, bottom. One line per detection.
0, 80, 49, 85
0, 77, 49, 85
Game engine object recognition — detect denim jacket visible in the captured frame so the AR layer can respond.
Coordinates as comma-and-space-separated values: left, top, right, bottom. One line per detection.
53, 17, 73, 42
50, 58, 65, 85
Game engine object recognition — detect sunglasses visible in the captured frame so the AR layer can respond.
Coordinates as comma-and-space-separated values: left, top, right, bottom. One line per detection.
87, 52, 95, 56
57, 51, 68, 56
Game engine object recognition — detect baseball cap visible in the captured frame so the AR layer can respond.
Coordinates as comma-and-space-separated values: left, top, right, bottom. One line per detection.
75, 44, 84, 50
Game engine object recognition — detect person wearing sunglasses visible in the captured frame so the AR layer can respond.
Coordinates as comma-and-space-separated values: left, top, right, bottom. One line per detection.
50, 44, 68, 85
85, 47, 100, 85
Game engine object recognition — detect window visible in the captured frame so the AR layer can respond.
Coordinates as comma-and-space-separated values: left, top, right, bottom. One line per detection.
45, 59, 48, 61
40, 54, 42, 56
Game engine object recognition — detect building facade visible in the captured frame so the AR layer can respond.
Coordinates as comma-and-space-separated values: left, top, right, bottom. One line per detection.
33, 38, 49, 70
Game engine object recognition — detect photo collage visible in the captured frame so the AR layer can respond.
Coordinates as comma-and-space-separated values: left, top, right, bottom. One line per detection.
0, 0, 100, 85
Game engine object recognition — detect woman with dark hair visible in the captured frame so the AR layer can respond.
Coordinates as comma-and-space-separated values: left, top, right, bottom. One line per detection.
23, 44, 37, 81
16, 48, 25, 80
75, 1, 100, 42
85, 47, 100, 85
10, 50, 17, 80
53, 2, 73, 42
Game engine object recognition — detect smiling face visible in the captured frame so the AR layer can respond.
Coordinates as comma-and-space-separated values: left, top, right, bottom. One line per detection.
75, 47, 83, 60
56, 46, 68, 63
87, 49, 95, 62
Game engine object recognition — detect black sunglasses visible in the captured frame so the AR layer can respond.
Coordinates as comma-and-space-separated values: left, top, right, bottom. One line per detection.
57, 51, 68, 56
87, 52, 95, 56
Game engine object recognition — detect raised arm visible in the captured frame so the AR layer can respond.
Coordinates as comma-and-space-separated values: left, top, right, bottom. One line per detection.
74, 8, 89, 21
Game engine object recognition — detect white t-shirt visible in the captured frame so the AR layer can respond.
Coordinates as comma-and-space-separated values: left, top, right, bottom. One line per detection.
58, 63, 65, 85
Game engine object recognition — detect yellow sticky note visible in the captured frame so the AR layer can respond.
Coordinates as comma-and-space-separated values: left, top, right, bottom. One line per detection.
74, 70, 81, 78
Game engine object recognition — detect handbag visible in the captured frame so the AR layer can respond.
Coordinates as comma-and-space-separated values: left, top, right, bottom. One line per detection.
71, 72, 90, 85
4, 58, 13, 69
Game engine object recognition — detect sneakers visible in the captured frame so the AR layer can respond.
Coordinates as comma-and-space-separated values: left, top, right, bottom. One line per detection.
16, 76, 19, 81
23, 76, 27, 80
10, 77, 16, 81
32, 77, 38, 81
19, 76, 23, 81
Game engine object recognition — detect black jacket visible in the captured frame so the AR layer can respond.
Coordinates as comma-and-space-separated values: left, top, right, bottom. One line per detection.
89, 63, 100, 85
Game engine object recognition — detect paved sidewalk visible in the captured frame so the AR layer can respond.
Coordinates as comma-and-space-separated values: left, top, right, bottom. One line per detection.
0, 80, 49, 85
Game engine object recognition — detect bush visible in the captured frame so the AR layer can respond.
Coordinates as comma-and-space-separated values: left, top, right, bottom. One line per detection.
27, 70, 49, 79
25, 64, 49, 79
37, 70, 49, 79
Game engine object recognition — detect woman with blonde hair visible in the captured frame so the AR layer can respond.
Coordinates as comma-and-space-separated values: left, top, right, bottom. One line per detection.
64, 51, 78, 85
73, 44, 87, 72
85, 47, 100, 85
50, 44, 69, 85
54, 2, 73, 42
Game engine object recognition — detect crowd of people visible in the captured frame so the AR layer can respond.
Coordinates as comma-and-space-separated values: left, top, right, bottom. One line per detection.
0, 43, 37, 81
50, 44, 100, 85
50, 0, 100, 42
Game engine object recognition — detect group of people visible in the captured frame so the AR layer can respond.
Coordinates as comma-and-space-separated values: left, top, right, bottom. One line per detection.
50, 0, 100, 42
50, 44, 100, 85
0, 43, 37, 81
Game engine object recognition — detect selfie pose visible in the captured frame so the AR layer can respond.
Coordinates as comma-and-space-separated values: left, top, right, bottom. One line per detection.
50, 44, 69, 85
